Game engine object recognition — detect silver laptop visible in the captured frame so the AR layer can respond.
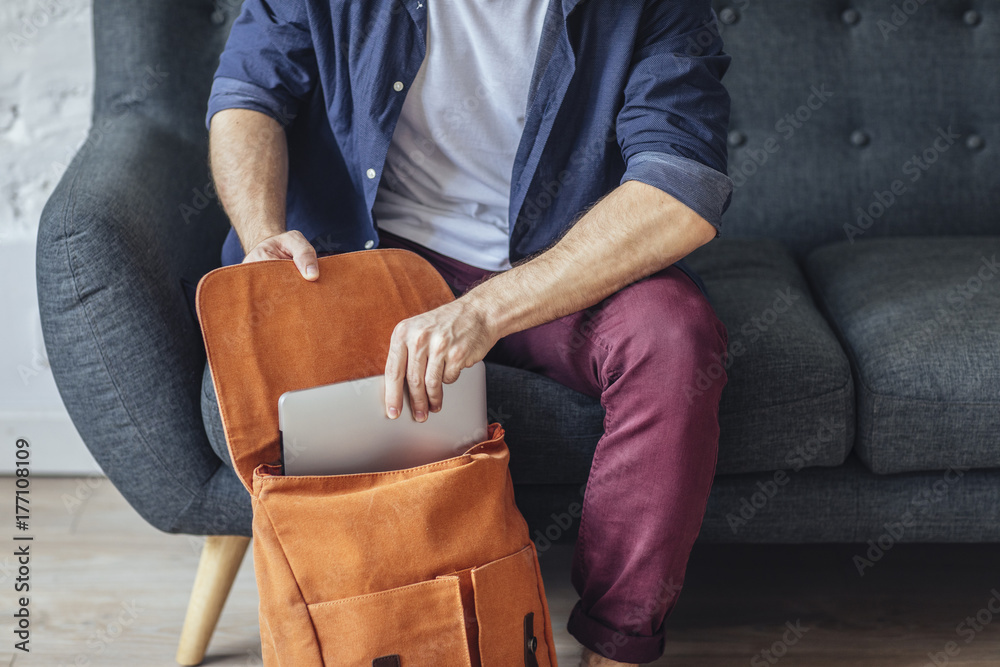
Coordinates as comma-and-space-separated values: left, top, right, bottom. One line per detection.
278, 361, 488, 476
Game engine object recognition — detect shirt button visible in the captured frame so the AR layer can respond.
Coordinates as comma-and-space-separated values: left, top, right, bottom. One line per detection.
364, 239, 375, 249
366, 168, 376, 179
393, 81, 404, 92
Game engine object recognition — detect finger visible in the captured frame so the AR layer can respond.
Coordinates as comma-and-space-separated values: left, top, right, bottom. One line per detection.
281, 231, 319, 280
243, 234, 289, 262
405, 332, 431, 423
384, 325, 408, 419
424, 344, 446, 414
243, 242, 281, 263
437, 353, 467, 417
442, 351, 466, 385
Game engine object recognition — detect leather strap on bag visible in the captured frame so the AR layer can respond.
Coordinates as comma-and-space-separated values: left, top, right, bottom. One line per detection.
524, 612, 540, 667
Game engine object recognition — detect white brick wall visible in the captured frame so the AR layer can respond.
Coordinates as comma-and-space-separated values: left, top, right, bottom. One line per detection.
1, 1, 99, 474
1, 0, 93, 240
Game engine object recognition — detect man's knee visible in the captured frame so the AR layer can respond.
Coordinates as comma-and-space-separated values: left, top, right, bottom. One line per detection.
614, 272, 728, 388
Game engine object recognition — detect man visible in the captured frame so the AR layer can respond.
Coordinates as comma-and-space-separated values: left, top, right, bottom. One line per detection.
206, 0, 732, 664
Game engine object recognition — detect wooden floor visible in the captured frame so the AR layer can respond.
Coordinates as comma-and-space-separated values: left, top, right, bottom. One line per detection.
2, 476, 1000, 666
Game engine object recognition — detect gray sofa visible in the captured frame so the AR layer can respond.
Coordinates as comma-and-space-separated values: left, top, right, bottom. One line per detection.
37, 0, 1000, 548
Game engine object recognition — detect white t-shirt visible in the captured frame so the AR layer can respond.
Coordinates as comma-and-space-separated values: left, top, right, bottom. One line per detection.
371, 0, 548, 271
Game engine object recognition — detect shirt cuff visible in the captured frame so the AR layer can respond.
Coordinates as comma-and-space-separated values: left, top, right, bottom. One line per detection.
620, 151, 733, 234
205, 76, 296, 130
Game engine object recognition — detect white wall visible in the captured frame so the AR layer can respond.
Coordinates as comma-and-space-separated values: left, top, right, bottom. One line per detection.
0, 0, 101, 473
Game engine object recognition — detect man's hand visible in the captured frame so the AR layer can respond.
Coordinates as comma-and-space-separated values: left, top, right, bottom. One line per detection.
384, 298, 499, 422
242, 230, 319, 281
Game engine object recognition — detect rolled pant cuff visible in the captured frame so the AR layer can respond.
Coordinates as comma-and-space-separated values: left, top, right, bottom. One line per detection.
567, 600, 665, 664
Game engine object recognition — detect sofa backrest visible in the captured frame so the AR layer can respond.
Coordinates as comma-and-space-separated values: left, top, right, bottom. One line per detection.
92, 0, 241, 147
713, 0, 1000, 255
95, 0, 998, 258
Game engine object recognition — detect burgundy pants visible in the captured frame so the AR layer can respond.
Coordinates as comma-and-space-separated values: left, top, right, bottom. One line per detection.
378, 230, 728, 663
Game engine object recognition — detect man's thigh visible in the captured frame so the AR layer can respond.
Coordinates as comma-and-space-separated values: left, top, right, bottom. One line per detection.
483, 265, 725, 399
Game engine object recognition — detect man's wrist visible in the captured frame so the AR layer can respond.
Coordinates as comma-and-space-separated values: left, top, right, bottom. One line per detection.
240, 224, 286, 254
461, 281, 513, 343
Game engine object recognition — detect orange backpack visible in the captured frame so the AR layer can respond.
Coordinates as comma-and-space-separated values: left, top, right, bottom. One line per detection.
196, 248, 557, 667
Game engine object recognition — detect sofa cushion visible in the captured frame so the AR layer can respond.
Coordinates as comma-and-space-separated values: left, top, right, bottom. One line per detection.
805, 237, 1000, 474
685, 239, 855, 474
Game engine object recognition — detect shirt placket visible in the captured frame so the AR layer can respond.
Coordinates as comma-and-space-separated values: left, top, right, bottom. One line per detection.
362, 0, 429, 249
508, 0, 582, 259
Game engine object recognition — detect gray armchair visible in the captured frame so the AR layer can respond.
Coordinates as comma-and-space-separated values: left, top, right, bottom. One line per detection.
36, 1, 606, 662
36, 1, 255, 535
38, 0, 1000, 664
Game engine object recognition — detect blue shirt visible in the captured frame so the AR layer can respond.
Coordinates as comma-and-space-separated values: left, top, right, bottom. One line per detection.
206, 0, 734, 291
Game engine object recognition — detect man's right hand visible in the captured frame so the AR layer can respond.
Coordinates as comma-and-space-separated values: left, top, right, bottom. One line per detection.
242, 230, 319, 281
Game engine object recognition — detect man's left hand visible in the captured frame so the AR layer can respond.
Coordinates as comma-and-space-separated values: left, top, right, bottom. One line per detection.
384, 298, 498, 422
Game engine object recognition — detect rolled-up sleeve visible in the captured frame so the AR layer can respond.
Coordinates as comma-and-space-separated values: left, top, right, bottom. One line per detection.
206, 0, 318, 130
616, 0, 734, 233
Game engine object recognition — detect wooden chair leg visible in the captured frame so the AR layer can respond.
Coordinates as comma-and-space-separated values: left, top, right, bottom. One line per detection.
176, 535, 252, 666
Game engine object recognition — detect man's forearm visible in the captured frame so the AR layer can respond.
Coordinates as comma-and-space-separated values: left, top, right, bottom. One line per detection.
209, 108, 290, 253
463, 179, 718, 340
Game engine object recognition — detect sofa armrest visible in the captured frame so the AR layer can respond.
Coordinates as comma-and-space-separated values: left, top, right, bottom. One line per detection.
36, 114, 251, 535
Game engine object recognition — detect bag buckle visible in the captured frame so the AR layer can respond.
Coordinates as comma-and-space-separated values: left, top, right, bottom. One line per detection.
524, 612, 539, 667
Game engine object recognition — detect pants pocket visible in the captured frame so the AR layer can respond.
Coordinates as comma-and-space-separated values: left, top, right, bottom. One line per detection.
307, 577, 472, 667
471, 544, 553, 667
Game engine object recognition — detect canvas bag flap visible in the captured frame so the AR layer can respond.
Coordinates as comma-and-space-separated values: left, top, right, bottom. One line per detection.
195, 249, 455, 492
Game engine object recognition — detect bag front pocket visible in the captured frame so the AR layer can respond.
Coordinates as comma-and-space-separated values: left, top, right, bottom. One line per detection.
307, 576, 473, 667
471, 544, 554, 667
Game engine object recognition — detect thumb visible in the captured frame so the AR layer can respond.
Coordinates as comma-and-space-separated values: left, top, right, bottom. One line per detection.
282, 233, 319, 281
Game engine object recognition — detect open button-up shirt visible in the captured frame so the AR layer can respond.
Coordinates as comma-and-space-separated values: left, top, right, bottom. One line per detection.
206, 0, 734, 290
